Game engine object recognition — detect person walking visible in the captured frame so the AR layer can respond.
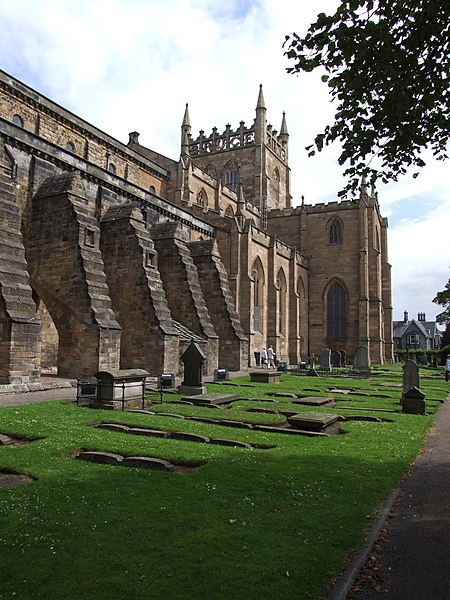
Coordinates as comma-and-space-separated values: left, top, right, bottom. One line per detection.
267, 345, 275, 368
260, 347, 268, 368
445, 354, 450, 382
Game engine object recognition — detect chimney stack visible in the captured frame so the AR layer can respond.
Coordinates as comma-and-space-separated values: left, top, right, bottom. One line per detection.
404, 310, 408, 323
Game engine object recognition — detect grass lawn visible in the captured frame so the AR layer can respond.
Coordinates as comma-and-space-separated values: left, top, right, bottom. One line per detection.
0, 365, 447, 599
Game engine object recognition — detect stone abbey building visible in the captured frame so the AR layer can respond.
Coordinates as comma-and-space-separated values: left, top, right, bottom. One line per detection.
0, 69, 394, 384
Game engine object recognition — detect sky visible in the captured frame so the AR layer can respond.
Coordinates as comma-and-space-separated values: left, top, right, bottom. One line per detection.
0, 0, 448, 325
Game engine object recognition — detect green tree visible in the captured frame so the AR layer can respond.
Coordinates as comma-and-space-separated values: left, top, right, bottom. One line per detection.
433, 278, 450, 325
284, 0, 450, 197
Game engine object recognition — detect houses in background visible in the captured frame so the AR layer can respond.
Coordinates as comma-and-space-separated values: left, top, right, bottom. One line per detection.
393, 311, 442, 351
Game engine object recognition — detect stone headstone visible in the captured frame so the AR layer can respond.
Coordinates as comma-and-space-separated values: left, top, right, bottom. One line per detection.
402, 386, 426, 414
354, 346, 370, 371
340, 350, 347, 366
178, 340, 207, 395
331, 351, 342, 367
402, 359, 420, 397
320, 348, 332, 371
307, 353, 318, 376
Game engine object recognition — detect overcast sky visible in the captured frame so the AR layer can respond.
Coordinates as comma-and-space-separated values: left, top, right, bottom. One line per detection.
1, 0, 448, 324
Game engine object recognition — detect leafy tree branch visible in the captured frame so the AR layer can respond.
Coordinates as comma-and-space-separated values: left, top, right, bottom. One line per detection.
285, 0, 450, 197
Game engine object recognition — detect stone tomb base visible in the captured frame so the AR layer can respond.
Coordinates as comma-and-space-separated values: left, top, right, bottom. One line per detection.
287, 411, 340, 432
293, 396, 332, 407
249, 370, 281, 384
178, 385, 207, 396
185, 392, 240, 406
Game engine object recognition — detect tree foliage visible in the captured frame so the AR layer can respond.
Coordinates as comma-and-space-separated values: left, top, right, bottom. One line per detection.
433, 278, 450, 325
285, 0, 450, 197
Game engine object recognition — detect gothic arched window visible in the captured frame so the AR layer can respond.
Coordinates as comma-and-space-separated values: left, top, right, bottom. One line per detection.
65, 142, 75, 153
149, 185, 156, 194
252, 258, 265, 332
225, 205, 234, 218
273, 168, 280, 204
196, 189, 207, 207
327, 282, 347, 338
329, 218, 343, 244
206, 164, 217, 179
224, 163, 238, 192
12, 114, 23, 127
277, 268, 287, 335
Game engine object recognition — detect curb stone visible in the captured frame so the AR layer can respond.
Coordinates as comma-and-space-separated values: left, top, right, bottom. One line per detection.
328, 488, 400, 600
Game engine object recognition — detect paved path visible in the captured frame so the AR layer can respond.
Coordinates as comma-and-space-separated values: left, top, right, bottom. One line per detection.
346, 397, 450, 599
0, 386, 77, 407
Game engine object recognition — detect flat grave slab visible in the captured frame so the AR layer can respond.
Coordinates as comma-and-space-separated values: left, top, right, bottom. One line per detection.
186, 393, 240, 406
249, 370, 281, 384
287, 411, 340, 431
293, 396, 331, 406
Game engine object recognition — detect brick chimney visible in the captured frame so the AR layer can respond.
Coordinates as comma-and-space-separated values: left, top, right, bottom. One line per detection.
403, 310, 408, 323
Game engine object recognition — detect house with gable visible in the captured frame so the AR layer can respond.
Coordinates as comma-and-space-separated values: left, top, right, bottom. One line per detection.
393, 311, 442, 351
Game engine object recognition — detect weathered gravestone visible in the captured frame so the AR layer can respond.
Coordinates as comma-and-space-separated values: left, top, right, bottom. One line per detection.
402, 386, 426, 414
340, 350, 347, 366
178, 340, 207, 396
307, 353, 318, 376
354, 346, 370, 372
320, 348, 332, 371
402, 359, 420, 402
331, 351, 342, 368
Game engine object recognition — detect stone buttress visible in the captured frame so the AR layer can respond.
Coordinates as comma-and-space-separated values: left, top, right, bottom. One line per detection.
0, 153, 41, 384
26, 173, 121, 377
150, 221, 219, 375
100, 202, 180, 374
187, 238, 248, 370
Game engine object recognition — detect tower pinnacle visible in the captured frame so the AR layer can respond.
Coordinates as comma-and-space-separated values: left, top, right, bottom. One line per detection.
256, 84, 266, 110
181, 103, 191, 156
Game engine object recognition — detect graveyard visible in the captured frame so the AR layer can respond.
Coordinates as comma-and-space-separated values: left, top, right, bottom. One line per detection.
0, 363, 448, 599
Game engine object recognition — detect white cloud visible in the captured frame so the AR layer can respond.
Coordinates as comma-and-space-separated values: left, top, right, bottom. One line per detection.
0, 0, 448, 325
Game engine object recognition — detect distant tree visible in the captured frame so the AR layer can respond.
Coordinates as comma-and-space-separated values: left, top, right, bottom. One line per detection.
433, 278, 450, 325
440, 324, 450, 350
284, 0, 450, 197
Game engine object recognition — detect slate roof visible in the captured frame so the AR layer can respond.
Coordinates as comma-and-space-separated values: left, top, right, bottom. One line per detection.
393, 318, 441, 343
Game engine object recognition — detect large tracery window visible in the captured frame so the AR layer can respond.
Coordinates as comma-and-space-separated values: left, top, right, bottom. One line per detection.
327, 282, 347, 338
